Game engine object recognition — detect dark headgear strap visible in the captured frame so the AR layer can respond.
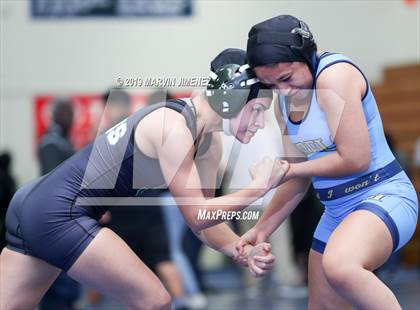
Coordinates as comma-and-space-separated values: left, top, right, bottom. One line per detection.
248, 32, 302, 49
247, 40, 307, 68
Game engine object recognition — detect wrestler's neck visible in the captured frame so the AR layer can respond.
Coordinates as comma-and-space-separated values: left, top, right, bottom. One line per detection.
191, 93, 222, 134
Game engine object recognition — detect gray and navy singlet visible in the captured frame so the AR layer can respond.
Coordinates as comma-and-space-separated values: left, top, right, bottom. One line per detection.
5, 99, 211, 271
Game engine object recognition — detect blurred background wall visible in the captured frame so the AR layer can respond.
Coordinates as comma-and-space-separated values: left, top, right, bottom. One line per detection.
1, 0, 419, 183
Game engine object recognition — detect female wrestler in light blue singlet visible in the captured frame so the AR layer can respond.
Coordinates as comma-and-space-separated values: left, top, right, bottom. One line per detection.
237, 15, 418, 310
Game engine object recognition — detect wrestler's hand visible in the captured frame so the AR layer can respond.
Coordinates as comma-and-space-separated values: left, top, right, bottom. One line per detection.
247, 242, 276, 278
235, 227, 263, 257
233, 242, 275, 277
249, 157, 290, 191
232, 244, 252, 267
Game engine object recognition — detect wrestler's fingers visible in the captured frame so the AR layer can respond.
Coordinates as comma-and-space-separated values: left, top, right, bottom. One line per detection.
235, 239, 248, 255
262, 243, 271, 253
249, 261, 265, 278
254, 254, 275, 264
255, 261, 274, 270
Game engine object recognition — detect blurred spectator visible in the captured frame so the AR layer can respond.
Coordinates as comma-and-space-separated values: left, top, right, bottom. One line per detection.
182, 228, 206, 291
385, 132, 412, 179
38, 97, 75, 175
289, 188, 323, 284
101, 89, 131, 128
37, 97, 80, 310
0, 151, 16, 250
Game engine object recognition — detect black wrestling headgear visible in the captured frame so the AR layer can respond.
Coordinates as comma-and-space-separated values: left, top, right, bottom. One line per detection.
206, 48, 272, 119
247, 15, 317, 73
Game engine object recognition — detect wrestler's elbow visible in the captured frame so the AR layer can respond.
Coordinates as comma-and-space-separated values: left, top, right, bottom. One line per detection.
181, 209, 203, 233
178, 200, 211, 232
189, 217, 212, 233
188, 219, 202, 233
347, 151, 371, 173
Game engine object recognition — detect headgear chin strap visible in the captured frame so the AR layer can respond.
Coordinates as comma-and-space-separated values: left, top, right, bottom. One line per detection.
222, 118, 233, 136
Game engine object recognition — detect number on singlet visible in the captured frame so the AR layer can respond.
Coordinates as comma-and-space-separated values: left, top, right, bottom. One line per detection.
106, 120, 128, 146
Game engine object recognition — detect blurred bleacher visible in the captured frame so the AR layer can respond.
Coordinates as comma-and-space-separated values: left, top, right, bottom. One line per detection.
372, 63, 420, 266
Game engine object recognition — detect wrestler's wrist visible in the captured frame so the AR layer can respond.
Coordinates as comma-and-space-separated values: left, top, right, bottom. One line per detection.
253, 225, 270, 243
232, 244, 252, 267
246, 180, 267, 198
248, 180, 270, 196
286, 163, 298, 180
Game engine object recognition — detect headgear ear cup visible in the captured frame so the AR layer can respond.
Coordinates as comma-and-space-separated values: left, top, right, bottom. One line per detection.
207, 64, 258, 118
206, 49, 273, 119
291, 20, 315, 51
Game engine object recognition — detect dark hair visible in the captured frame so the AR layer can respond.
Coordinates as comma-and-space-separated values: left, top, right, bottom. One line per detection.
0, 152, 12, 172
51, 97, 74, 131
102, 89, 131, 107
147, 89, 176, 106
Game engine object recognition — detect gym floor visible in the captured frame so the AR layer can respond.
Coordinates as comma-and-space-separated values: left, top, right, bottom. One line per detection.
83, 265, 420, 310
